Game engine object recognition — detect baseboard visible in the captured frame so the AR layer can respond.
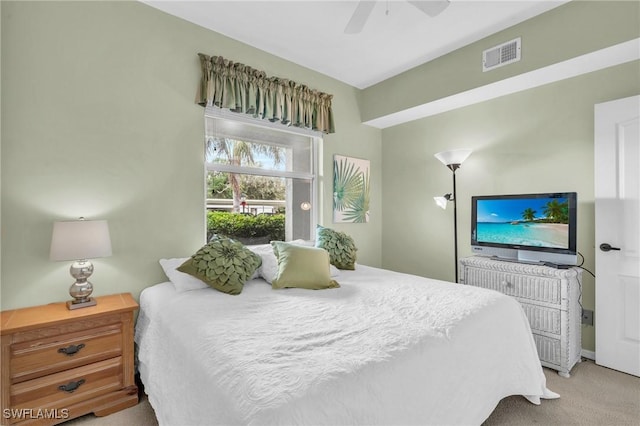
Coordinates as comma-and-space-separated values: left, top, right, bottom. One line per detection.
581, 349, 595, 360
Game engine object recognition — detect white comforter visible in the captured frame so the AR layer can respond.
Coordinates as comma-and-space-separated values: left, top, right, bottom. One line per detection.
135, 265, 557, 426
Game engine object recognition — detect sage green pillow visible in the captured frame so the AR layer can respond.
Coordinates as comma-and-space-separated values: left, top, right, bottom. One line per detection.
177, 238, 261, 295
315, 225, 357, 270
271, 241, 340, 290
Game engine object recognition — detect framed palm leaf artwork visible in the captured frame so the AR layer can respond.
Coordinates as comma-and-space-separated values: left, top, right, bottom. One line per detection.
333, 155, 370, 223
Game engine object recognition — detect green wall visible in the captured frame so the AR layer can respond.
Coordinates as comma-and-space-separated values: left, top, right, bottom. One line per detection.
0, 1, 382, 309
380, 62, 639, 352
375, 1, 640, 352
2, 1, 639, 353
361, 1, 640, 123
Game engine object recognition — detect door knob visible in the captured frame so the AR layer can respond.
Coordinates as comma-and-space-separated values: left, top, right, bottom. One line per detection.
599, 243, 621, 252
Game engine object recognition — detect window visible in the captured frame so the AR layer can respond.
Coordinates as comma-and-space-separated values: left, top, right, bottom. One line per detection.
204, 109, 320, 243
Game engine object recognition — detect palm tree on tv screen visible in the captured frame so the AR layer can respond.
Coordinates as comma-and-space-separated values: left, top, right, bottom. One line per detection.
521, 208, 536, 222
543, 200, 569, 223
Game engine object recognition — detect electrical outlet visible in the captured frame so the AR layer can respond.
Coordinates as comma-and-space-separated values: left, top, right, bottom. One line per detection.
582, 309, 594, 326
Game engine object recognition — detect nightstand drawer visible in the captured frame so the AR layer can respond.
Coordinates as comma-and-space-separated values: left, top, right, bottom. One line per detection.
10, 325, 122, 384
11, 357, 123, 411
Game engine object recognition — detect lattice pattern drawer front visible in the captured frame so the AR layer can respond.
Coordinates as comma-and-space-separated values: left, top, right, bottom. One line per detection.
521, 302, 561, 335
532, 334, 561, 366
465, 267, 561, 305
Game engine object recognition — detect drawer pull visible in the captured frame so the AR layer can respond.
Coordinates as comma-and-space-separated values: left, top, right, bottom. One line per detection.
58, 379, 85, 393
58, 343, 85, 356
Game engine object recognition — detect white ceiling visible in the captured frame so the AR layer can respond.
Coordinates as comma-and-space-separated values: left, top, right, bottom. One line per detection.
143, 0, 569, 89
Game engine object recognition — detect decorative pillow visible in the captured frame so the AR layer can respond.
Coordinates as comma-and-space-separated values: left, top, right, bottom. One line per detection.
315, 225, 357, 270
290, 239, 315, 247
159, 258, 209, 292
329, 264, 341, 278
270, 241, 340, 290
250, 241, 340, 284
246, 243, 277, 282
177, 238, 262, 295
256, 246, 280, 284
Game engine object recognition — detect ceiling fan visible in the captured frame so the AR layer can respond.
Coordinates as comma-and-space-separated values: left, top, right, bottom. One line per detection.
344, 0, 451, 34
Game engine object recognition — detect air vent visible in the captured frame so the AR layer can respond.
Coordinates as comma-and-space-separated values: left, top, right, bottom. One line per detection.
483, 37, 521, 72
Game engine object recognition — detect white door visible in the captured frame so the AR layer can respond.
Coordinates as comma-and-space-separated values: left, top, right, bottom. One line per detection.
594, 95, 640, 377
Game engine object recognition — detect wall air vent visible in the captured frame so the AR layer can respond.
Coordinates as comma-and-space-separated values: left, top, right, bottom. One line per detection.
483, 37, 521, 72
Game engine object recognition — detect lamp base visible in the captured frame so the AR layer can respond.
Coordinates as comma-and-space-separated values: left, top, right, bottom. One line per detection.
67, 260, 97, 310
67, 297, 97, 310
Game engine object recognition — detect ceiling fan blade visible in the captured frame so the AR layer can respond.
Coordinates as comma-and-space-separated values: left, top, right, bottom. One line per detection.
407, 0, 450, 17
344, 1, 376, 34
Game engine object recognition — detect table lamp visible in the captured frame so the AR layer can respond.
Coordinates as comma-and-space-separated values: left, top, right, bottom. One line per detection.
50, 218, 112, 309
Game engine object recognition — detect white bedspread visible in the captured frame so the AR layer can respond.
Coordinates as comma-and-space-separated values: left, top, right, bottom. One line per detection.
135, 265, 557, 426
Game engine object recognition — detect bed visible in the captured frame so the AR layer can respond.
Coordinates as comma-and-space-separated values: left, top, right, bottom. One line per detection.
135, 259, 558, 426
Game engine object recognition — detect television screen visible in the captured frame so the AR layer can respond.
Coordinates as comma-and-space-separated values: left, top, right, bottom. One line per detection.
471, 192, 577, 265
476, 196, 571, 248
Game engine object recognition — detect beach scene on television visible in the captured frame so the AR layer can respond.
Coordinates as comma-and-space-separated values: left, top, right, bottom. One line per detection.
476, 197, 570, 248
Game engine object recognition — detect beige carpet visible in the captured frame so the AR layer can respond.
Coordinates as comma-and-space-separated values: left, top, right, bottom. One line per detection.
484, 359, 639, 425
68, 359, 639, 425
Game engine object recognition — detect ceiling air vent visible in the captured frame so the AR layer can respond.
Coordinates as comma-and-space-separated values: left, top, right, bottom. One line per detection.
483, 37, 521, 72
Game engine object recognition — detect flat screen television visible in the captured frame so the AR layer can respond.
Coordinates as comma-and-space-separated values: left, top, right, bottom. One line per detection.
471, 192, 578, 266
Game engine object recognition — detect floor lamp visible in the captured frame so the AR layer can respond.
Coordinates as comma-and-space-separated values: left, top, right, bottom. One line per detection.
434, 149, 472, 283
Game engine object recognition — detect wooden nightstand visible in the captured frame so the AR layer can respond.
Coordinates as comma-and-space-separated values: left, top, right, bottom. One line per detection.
1, 293, 139, 425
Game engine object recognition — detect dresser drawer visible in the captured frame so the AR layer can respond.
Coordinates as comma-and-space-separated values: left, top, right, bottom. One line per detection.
520, 302, 561, 335
10, 325, 122, 384
10, 357, 123, 412
532, 333, 561, 367
465, 267, 562, 305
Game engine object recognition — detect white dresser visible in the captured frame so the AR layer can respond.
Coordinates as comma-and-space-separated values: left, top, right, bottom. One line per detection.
459, 256, 582, 377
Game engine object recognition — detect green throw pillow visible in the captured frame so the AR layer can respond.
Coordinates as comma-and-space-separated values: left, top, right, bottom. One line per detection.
315, 225, 357, 270
177, 238, 262, 295
271, 241, 340, 290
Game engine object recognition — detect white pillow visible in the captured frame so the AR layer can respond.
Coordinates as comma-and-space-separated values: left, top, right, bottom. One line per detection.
290, 239, 315, 247
247, 242, 339, 284
246, 244, 277, 283
329, 264, 341, 278
159, 258, 207, 292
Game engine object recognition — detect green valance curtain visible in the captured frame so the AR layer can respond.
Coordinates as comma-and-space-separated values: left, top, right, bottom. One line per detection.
197, 53, 335, 134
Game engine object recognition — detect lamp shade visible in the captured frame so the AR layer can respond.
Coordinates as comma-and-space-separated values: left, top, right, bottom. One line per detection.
50, 219, 112, 261
434, 193, 453, 209
434, 196, 448, 210
434, 149, 472, 166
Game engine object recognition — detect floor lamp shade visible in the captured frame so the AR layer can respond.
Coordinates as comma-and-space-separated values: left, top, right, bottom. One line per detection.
434, 194, 453, 209
434, 149, 472, 168
50, 219, 112, 309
